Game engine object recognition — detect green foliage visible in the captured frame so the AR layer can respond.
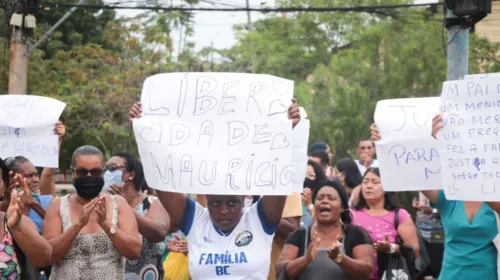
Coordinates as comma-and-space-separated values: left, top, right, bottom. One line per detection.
12, 2, 199, 170
220, 3, 500, 161
2, 0, 500, 176
33, 0, 116, 58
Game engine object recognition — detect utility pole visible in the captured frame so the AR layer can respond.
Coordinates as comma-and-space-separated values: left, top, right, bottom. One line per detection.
445, 10, 469, 81
8, 8, 30, 95
444, 0, 491, 80
26, 0, 85, 56
245, 0, 252, 31
8, 0, 85, 95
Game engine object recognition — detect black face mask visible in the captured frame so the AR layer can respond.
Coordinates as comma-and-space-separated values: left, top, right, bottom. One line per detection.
304, 178, 314, 189
74, 176, 104, 200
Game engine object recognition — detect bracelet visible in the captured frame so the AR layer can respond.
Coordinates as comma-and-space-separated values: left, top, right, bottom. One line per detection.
334, 252, 344, 264
308, 204, 314, 211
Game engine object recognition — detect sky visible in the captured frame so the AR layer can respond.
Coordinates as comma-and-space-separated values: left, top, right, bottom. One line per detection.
114, 0, 440, 52
115, 0, 269, 51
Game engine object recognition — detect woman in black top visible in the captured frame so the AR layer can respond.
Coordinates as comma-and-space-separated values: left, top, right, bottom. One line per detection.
276, 180, 373, 280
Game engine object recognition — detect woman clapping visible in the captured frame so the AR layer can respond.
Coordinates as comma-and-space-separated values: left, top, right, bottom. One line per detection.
276, 180, 374, 280
0, 158, 53, 278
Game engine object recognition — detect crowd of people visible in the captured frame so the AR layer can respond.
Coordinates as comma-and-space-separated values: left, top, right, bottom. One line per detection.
0, 99, 498, 280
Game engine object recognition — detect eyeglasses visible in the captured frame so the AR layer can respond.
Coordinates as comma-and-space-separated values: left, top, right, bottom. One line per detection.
71, 167, 105, 178
105, 164, 126, 172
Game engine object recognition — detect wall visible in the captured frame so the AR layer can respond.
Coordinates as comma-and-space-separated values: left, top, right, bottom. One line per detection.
475, 0, 500, 43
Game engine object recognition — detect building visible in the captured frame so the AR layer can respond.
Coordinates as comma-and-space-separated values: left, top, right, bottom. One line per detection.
475, 0, 500, 42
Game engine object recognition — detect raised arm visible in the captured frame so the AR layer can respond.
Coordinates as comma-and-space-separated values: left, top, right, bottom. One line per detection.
96, 196, 142, 260
136, 199, 170, 242
40, 122, 65, 196
156, 191, 187, 229
6, 190, 52, 268
485, 202, 500, 216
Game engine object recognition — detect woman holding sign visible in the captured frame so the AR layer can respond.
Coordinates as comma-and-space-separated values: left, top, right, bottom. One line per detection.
371, 115, 500, 280
128, 100, 300, 280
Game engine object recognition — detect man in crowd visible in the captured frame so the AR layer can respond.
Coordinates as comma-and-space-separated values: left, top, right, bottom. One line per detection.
355, 138, 379, 175
308, 141, 334, 177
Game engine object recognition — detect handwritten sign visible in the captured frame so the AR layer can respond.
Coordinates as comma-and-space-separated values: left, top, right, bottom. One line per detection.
0, 95, 66, 168
465, 73, 500, 80
439, 77, 500, 201
291, 107, 310, 192
374, 97, 441, 191
133, 73, 295, 195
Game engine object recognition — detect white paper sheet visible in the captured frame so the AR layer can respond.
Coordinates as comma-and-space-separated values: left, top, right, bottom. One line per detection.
292, 109, 310, 192
374, 97, 441, 191
0, 95, 66, 168
133, 73, 295, 195
439, 77, 500, 201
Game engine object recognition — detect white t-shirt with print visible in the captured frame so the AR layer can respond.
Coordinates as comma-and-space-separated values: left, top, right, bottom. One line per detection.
179, 198, 276, 280
356, 159, 379, 175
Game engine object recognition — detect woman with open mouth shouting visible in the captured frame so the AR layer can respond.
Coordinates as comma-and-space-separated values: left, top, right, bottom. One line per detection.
275, 180, 374, 280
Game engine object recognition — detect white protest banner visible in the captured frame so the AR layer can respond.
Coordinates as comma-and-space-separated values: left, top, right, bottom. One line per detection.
374, 97, 441, 191
439, 77, 500, 201
291, 107, 310, 192
133, 73, 295, 195
465, 73, 500, 80
0, 95, 66, 168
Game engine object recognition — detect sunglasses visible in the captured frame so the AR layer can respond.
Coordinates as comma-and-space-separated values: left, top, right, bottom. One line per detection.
71, 167, 106, 178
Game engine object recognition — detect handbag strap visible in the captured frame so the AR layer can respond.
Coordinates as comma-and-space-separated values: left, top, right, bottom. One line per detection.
393, 208, 403, 245
303, 226, 310, 257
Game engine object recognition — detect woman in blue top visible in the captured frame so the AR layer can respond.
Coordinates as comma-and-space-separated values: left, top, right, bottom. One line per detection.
371, 114, 500, 280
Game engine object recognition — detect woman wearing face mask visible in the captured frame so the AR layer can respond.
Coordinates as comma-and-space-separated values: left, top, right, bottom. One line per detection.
129, 100, 300, 280
333, 158, 363, 207
352, 168, 419, 280
42, 145, 142, 279
276, 180, 374, 279
301, 161, 327, 227
105, 153, 170, 280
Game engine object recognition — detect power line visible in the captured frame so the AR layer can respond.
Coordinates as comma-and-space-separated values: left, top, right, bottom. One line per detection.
39, 2, 443, 12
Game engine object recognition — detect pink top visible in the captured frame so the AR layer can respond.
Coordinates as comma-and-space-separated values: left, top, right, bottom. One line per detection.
352, 208, 411, 280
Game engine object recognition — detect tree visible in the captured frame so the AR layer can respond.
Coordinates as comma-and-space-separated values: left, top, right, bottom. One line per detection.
24, 2, 202, 169
32, 0, 116, 58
